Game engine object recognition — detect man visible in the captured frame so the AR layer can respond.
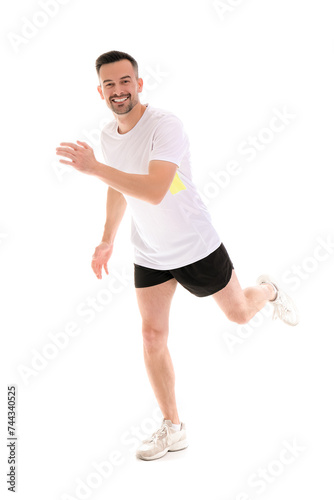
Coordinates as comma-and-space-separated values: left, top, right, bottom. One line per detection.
56, 50, 299, 462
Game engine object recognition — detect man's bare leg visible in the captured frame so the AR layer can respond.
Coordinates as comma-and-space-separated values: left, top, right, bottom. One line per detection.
135, 278, 180, 424
212, 270, 276, 324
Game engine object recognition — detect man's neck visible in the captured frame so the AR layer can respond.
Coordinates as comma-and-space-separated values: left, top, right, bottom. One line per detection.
116, 102, 147, 134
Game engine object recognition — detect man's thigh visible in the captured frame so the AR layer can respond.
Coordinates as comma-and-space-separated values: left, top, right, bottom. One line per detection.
211, 270, 247, 318
135, 278, 178, 332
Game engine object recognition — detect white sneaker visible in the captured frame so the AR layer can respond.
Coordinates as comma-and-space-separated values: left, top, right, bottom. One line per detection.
257, 274, 299, 326
136, 419, 188, 461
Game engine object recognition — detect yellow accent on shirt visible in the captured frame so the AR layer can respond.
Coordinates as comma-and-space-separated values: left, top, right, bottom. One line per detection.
169, 172, 187, 195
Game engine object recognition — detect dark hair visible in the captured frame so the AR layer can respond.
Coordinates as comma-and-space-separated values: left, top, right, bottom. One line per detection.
95, 50, 138, 79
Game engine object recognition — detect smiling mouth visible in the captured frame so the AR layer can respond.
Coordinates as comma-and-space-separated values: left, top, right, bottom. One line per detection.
111, 96, 129, 103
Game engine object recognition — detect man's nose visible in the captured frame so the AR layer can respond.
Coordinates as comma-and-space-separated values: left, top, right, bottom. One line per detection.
112, 87, 125, 97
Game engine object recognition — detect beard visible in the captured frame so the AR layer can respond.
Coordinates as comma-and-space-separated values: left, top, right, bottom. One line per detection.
108, 94, 138, 115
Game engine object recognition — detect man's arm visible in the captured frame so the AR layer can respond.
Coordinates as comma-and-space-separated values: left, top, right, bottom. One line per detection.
95, 160, 177, 205
101, 187, 127, 244
91, 187, 127, 279
56, 141, 178, 205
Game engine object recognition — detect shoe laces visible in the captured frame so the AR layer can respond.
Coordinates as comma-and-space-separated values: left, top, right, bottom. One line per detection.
272, 292, 292, 320
148, 423, 169, 443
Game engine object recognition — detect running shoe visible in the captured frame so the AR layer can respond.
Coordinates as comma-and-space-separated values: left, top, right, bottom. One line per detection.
257, 274, 299, 326
136, 419, 188, 461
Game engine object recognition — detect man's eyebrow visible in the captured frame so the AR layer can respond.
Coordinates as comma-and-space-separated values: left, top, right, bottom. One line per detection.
102, 75, 132, 83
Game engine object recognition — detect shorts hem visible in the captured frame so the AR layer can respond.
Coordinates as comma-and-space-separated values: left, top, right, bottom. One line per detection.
191, 265, 234, 297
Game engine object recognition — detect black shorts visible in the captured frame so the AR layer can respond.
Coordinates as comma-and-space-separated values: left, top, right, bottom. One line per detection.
134, 243, 234, 297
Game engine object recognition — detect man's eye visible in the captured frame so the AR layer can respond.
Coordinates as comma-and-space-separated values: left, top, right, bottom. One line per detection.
123, 80, 129, 83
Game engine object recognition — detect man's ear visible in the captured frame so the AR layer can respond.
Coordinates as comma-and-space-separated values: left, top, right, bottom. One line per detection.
97, 85, 105, 100
137, 78, 144, 94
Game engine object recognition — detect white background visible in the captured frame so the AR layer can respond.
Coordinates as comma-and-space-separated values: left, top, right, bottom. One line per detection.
1, 0, 333, 499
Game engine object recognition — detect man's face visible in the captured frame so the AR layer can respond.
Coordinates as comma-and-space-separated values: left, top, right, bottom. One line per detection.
97, 59, 143, 115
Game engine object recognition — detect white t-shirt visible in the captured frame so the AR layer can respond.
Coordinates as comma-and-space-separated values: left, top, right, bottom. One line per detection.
100, 104, 221, 270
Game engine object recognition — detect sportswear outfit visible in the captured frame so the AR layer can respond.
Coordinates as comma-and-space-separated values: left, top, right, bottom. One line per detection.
100, 103, 234, 296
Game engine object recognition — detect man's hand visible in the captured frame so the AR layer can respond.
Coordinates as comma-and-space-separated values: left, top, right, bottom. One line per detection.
56, 141, 98, 175
91, 242, 113, 279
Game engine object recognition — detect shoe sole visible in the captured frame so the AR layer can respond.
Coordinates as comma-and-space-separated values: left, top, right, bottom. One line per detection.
136, 439, 189, 461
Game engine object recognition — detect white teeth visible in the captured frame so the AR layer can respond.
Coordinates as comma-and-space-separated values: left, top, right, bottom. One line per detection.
113, 97, 128, 102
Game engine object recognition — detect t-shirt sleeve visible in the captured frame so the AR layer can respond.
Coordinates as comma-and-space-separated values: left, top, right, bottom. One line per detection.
148, 115, 189, 167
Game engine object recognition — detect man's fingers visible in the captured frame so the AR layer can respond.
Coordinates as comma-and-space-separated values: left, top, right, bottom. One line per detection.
92, 260, 100, 272
92, 260, 103, 279
56, 149, 76, 159
103, 263, 109, 275
77, 140, 92, 150
59, 142, 79, 150
59, 159, 74, 166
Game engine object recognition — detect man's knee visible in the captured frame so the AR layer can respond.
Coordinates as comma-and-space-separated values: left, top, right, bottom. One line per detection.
142, 324, 168, 351
225, 307, 251, 325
